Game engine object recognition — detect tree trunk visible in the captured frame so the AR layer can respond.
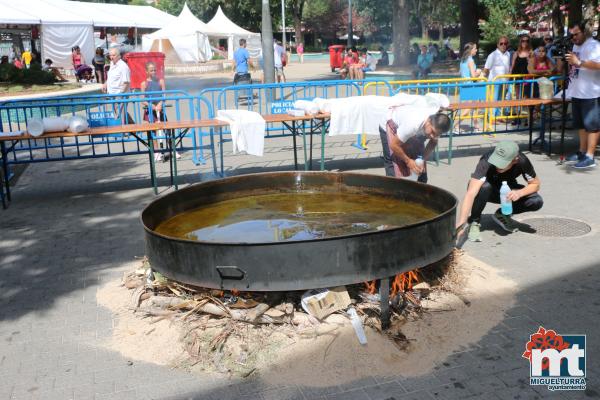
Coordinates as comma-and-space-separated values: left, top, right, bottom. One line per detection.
568, 0, 583, 25
392, 0, 410, 66
294, 21, 303, 46
261, 0, 275, 84
438, 24, 444, 44
420, 17, 429, 41
551, 4, 564, 37
292, 0, 305, 46
459, 0, 478, 51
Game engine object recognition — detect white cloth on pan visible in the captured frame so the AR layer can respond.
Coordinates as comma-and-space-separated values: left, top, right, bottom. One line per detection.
326, 93, 449, 137
216, 109, 266, 156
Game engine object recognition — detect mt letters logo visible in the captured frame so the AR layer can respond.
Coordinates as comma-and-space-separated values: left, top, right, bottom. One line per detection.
523, 326, 586, 391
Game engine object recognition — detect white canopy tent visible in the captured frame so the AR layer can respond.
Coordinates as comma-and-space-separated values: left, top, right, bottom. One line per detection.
205, 6, 262, 59
0, 0, 175, 69
1, 0, 95, 69
142, 3, 213, 63
0, 3, 40, 25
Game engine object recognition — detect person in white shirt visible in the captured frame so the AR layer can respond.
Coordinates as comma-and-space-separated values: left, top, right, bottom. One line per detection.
273, 41, 286, 83
103, 47, 130, 95
379, 107, 451, 183
102, 47, 131, 123
483, 36, 511, 116
563, 21, 600, 169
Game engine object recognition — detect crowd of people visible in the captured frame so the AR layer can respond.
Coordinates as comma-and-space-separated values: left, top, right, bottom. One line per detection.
383, 20, 599, 246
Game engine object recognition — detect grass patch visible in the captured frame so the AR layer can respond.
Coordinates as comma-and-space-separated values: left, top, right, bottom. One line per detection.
0, 83, 81, 97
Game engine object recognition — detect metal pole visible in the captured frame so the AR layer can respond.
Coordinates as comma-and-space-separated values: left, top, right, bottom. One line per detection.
347, 0, 353, 48
281, 0, 286, 51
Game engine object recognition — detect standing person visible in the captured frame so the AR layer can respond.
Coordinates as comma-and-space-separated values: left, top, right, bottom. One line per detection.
528, 46, 554, 76
543, 36, 557, 66
379, 108, 451, 183
458, 42, 483, 131
8, 47, 16, 64
102, 47, 131, 123
103, 47, 130, 95
93, 47, 106, 84
141, 61, 175, 163
528, 46, 555, 117
483, 36, 511, 116
21, 48, 32, 69
296, 42, 304, 63
233, 38, 253, 84
273, 40, 286, 83
511, 34, 533, 98
71, 46, 87, 82
563, 21, 600, 169
456, 141, 543, 244
410, 43, 420, 64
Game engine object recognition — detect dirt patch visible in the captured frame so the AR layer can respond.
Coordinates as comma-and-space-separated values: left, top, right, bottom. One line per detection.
96, 252, 517, 384
96, 273, 186, 368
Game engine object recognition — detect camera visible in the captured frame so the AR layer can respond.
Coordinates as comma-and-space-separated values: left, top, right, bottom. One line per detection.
552, 33, 573, 59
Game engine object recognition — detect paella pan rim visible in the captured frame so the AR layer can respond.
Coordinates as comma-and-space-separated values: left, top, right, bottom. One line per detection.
140, 171, 458, 246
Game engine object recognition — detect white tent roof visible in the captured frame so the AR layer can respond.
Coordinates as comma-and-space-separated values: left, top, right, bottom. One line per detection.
4, 0, 92, 25
0, 1, 40, 25
87, 3, 175, 29
49, 1, 133, 28
0, 0, 175, 28
206, 6, 257, 36
142, 3, 213, 63
145, 3, 217, 38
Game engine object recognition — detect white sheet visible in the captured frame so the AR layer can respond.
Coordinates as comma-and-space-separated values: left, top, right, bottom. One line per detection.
322, 93, 449, 137
41, 24, 94, 70
216, 110, 266, 157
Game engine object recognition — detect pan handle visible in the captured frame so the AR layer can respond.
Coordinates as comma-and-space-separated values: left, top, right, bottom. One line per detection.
216, 265, 246, 281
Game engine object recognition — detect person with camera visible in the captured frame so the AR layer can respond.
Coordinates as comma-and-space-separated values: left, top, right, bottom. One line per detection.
563, 21, 600, 169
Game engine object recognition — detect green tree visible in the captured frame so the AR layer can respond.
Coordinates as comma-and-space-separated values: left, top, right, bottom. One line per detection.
480, 3, 515, 43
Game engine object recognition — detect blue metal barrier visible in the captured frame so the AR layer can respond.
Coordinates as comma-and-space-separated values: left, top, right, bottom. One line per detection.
0, 92, 215, 178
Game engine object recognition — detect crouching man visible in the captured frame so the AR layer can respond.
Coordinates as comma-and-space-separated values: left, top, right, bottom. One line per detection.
456, 140, 543, 243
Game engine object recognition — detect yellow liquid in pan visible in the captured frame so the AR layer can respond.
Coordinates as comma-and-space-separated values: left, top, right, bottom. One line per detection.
155, 192, 438, 243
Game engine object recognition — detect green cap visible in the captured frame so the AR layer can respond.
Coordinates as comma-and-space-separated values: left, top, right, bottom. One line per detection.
488, 140, 519, 169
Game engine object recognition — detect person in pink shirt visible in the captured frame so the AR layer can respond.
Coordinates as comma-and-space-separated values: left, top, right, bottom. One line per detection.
297, 42, 304, 63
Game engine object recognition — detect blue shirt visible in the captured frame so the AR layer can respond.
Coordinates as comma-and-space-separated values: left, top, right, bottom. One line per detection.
459, 56, 473, 78
234, 47, 250, 74
417, 52, 433, 69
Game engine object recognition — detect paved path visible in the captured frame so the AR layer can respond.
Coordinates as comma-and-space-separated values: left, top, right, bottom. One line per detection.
1, 126, 599, 399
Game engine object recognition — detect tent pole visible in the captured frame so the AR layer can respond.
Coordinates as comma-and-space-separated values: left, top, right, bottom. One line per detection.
281, 0, 286, 50
197, 32, 200, 62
